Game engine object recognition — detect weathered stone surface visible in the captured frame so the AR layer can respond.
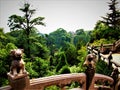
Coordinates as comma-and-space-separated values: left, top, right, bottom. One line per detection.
7, 73, 29, 90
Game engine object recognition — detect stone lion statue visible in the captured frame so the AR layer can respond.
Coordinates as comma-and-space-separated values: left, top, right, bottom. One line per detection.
83, 54, 97, 90
9, 49, 26, 76
83, 54, 97, 68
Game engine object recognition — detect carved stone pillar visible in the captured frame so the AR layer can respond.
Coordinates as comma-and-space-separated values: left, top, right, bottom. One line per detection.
100, 43, 103, 53
108, 51, 113, 69
111, 68, 119, 90
7, 49, 30, 90
7, 73, 30, 90
84, 54, 96, 90
112, 42, 116, 52
85, 65, 95, 90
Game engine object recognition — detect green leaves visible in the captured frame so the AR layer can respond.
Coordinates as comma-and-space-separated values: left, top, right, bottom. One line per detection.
30, 17, 45, 26
96, 60, 113, 76
26, 57, 49, 78
19, 3, 30, 12
102, 0, 120, 29
8, 3, 46, 58
8, 15, 25, 30
91, 0, 120, 41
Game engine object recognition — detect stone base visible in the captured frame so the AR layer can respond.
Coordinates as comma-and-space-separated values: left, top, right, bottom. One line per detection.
7, 73, 30, 90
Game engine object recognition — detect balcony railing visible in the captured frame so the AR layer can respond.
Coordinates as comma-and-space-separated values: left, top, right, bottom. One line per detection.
0, 73, 113, 90
0, 45, 120, 90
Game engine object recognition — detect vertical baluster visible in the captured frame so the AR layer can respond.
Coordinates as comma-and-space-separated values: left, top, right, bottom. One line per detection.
111, 68, 119, 90
108, 51, 113, 69
98, 50, 101, 61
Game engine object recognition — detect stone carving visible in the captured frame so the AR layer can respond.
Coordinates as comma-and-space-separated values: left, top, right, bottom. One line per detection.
111, 68, 120, 90
84, 54, 97, 68
7, 49, 30, 90
84, 54, 96, 90
9, 49, 27, 76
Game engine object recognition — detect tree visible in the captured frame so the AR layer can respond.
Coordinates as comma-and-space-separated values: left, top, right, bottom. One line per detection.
64, 43, 78, 66
55, 52, 68, 72
8, 3, 45, 58
46, 28, 71, 54
91, 0, 120, 41
102, 0, 120, 30
74, 29, 90, 49
0, 28, 19, 86
91, 20, 110, 41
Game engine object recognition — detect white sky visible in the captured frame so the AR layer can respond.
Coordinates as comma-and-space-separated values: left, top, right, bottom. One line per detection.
0, 0, 119, 34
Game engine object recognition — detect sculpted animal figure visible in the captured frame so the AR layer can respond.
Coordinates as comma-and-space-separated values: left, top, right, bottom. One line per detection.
83, 54, 97, 90
84, 53, 97, 68
10, 49, 26, 76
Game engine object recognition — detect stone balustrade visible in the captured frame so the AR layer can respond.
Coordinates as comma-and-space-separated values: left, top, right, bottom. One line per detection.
0, 47, 119, 90
87, 45, 120, 70
90, 39, 120, 54
29, 73, 86, 90
0, 73, 114, 90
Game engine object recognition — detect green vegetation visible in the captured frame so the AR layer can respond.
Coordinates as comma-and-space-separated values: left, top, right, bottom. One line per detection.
91, 0, 120, 42
8, 3, 45, 58
0, 0, 120, 88
96, 60, 113, 76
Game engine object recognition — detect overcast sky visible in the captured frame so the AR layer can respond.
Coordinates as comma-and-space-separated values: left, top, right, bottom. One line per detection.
0, 0, 119, 34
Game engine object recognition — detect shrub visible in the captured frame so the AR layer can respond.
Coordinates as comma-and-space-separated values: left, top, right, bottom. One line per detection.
59, 65, 71, 74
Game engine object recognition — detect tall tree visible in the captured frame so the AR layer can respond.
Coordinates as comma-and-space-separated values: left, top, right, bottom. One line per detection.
102, 0, 120, 29
91, 0, 120, 41
74, 29, 90, 49
8, 3, 45, 58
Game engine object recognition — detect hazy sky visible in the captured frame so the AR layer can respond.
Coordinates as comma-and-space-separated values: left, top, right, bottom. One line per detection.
0, 0, 119, 34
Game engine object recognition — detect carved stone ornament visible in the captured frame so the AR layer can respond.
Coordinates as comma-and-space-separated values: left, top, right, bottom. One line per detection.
8, 49, 27, 77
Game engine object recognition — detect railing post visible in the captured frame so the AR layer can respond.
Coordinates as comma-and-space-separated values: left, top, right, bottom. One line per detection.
7, 49, 30, 90
7, 73, 29, 90
111, 68, 119, 90
97, 50, 101, 61
85, 65, 95, 90
100, 43, 104, 53
84, 54, 96, 90
112, 42, 116, 52
108, 51, 113, 69
91, 45, 94, 54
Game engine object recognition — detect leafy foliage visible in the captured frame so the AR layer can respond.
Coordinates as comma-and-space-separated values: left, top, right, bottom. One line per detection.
101, 0, 120, 30
0, 29, 17, 86
91, 0, 120, 41
45, 85, 60, 90
91, 38, 115, 46
8, 3, 45, 58
46, 28, 71, 52
64, 43, 78, 65
96, 60, 113, 76
1, 0, 119, 88
55, 52, 68, 73
74, 29, 90, 48
59, 65, 71, 74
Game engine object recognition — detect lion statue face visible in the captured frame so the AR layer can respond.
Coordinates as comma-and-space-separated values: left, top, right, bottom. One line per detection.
84, 54, 97, 68
10, 49, 23, 60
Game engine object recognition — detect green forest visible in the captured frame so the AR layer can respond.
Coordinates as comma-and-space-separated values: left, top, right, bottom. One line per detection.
0, 0, 120, 88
